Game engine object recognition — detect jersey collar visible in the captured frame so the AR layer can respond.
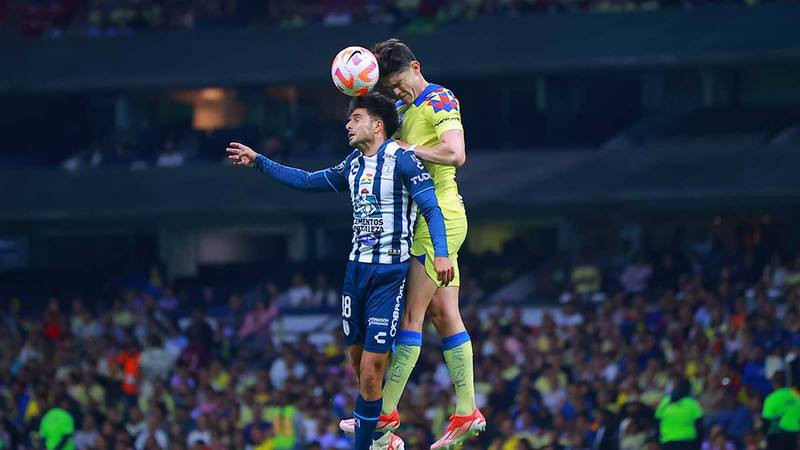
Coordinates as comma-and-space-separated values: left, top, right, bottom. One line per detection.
413, 83, 443, 107
378, 138, 394, 154
360, 138, 394, 158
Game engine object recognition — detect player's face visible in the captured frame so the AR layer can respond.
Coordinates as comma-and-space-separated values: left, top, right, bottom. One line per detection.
346, 108, 377, 146
383, 61, 423, 105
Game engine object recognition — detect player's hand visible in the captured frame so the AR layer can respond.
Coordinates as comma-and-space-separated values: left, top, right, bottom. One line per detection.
226, 142, 258, 167
433, 256, 455, 286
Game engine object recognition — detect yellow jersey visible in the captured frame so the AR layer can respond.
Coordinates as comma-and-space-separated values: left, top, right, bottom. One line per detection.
395, 83, 466, 220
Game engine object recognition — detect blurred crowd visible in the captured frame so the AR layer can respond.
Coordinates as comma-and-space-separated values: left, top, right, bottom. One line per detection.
2, 233, 800, 449
2, 0, 787, 39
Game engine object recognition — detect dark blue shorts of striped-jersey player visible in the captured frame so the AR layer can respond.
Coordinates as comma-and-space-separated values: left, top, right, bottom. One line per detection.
341, 260, 407, 353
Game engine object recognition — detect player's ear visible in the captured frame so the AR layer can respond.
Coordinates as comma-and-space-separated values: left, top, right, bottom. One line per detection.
410, 61, 421, 75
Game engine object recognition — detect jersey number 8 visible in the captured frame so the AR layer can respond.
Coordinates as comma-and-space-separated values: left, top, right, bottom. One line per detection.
342, 295, 352, 336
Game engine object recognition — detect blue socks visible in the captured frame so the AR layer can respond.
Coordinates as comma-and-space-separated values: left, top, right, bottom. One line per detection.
441, 330, 470, 350
354, 395, 382, 450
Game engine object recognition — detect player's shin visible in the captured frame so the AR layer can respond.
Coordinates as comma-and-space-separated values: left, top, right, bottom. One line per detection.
442, 331, 476, 415
381, 330, 422, 415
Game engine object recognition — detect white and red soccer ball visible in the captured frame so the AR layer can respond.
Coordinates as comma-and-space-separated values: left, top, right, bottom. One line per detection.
331, 46, 379, 96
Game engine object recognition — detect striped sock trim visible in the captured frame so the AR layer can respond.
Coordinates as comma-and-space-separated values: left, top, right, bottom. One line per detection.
353, 411, 380, 421
396, 329, 422, 346
442, 331, 470, 350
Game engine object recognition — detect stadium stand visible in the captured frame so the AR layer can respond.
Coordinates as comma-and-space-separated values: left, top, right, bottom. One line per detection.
3, 0, 797, 39
2, 227, 800, 449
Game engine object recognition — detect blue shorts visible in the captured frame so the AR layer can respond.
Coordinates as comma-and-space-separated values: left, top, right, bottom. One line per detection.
341, 261, 408, 353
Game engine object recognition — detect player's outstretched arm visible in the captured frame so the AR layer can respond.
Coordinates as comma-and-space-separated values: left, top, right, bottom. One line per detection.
398, 151, 454, 285
400, 129, 465, 167
226, 142, 342, 193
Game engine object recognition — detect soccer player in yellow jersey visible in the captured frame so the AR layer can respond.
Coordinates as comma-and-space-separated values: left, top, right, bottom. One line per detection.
340, 39, 485, 450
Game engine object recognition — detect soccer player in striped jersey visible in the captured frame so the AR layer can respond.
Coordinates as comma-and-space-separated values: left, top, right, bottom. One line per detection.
226, 93, 454, 450
339, 40, 485, 449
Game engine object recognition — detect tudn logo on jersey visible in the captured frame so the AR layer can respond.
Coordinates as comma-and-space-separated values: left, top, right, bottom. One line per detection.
427, 89, 459, 113
410, 173, 431, 185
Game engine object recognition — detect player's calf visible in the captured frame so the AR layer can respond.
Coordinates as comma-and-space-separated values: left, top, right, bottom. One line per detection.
354, 351, 390, 450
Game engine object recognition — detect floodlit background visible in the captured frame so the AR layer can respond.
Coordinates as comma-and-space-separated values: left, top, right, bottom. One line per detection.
1, 1, 800, 449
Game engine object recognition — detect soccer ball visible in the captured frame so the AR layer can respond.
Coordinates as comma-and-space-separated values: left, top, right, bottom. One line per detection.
331, 46, 379, 96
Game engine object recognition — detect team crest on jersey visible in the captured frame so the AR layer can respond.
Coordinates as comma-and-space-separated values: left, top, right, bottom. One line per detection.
382, 161, 395, 176
427, 90, 458, 113
382, 155, 396, 176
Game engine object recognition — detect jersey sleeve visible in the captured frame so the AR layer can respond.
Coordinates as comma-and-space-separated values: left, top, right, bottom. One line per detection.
690, 398, 703, 419
322, 152, 355, 192
655, 396, 669, 419
762, 392, 780, 419
396, 150, 448, 257
421, 88, 463, 139
254, 154, 348, 193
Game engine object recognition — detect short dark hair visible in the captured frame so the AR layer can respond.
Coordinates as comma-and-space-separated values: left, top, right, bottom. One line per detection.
372, 38, 417, 77
772, 370, 786, 387
670, 378, 692, 402
348, 93, 399, 139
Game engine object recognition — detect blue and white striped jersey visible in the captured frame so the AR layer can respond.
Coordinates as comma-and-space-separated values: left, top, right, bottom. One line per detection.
326, 140, 439, 263
253, 139, 448, 264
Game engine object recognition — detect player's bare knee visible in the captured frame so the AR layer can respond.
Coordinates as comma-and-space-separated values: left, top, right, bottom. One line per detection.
429, 293, 465, 335
428, 310, 447, 331
401, 302, 426, 330
427, 296, 447, 319
360, 354, 386, 377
